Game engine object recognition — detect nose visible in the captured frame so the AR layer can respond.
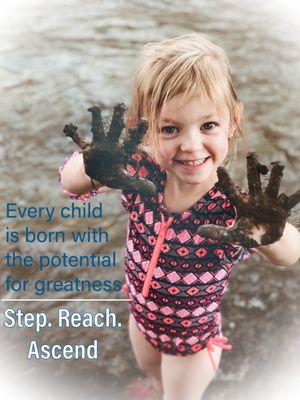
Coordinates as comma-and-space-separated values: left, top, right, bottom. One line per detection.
179, 127, 204, 153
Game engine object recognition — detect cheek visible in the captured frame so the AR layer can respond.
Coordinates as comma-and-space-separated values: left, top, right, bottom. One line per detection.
156, 139, 176, 164
220, 140, 229, 157
209, 136, 229, 159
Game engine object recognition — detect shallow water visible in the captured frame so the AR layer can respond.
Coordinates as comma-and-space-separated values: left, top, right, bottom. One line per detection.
0, 1, 300, 399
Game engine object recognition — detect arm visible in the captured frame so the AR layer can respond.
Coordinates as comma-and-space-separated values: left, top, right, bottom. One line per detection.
60, 152, 113, 195
257, 222, 300, 266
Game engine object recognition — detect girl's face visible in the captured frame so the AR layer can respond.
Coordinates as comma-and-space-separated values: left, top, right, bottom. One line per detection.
155, 94, 233, 190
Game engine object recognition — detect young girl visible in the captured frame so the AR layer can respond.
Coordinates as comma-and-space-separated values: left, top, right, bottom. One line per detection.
59, 33, 300, 400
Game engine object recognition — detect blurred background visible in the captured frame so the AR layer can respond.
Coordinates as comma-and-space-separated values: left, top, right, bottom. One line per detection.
0, 0, 300, 399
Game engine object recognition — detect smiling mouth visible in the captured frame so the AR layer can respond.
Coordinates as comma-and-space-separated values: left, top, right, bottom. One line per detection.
176, 157, 210, 166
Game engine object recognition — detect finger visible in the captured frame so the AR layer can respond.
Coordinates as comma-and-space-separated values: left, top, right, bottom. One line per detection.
264, 161, 284, 199
260, 222, 285, 245
285, 189, 300, 211
87, 106, 105, 142
277, 193, 288, 207
107, 103, 127, 142
94, 164, 156, 196
121, 172, 156, 196
197, 218, 259, 248
123, 118, 149, 155
217, 167, 245, 209
63, 124, 90, 149
105, 168, 156, 196
247, 152, 263, 204
197, 224, 233, 242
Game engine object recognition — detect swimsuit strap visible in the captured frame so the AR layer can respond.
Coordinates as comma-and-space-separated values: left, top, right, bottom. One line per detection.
121, 282, 128, 292
206, 335, 232, 372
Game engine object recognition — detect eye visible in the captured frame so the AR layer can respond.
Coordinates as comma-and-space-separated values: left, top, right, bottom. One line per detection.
201, 121, 218, 130
160, 125, 179, 135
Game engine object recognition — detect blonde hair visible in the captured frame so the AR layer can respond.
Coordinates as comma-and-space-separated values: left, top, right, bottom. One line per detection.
127, 32, 244, 164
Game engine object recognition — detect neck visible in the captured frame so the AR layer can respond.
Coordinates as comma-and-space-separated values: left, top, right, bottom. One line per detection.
165, 172, 218, 199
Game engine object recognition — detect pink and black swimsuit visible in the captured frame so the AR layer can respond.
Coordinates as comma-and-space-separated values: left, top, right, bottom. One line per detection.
59, 149, 256, 371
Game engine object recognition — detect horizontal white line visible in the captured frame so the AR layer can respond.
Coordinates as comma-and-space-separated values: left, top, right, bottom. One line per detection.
0, 299, 131, 302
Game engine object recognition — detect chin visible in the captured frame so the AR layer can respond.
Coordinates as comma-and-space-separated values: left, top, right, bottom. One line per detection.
181, 175, 215, 186
167, 170, 215, 187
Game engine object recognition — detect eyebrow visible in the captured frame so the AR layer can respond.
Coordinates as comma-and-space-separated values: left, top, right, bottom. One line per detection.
161, 115, 217, 124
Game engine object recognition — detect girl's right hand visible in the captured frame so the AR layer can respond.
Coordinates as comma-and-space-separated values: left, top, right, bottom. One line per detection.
63, 104, 157, 196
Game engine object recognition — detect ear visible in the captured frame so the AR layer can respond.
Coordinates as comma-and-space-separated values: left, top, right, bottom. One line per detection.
228, 121, 235, 138
235, 102, 244, 124
229, 102, 244, 138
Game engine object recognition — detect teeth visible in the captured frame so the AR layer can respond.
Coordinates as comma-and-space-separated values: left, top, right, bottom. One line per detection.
180, 158, 207, 166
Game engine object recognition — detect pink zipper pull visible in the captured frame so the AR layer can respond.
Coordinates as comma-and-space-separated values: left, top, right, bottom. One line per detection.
142, 213, 174, 297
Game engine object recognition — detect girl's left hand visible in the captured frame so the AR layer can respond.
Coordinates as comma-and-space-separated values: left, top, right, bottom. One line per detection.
197, 152, 300, 248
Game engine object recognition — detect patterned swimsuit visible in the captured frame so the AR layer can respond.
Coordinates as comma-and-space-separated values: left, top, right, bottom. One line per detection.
59, 149, 256, 371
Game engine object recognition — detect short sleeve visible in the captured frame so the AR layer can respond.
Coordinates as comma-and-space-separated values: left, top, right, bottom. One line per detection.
58, 151, 98, 201
120, 149, 161, 212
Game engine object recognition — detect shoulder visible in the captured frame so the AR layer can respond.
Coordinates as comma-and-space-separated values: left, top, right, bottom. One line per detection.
121, 147, 161, 212
204, 182, 249, 228
126, 146, 161, 181
208, 181, 249, 204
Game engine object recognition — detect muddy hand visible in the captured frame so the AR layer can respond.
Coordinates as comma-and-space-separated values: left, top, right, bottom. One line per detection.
197, 152, 300, 247
63, 104, 156, 196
